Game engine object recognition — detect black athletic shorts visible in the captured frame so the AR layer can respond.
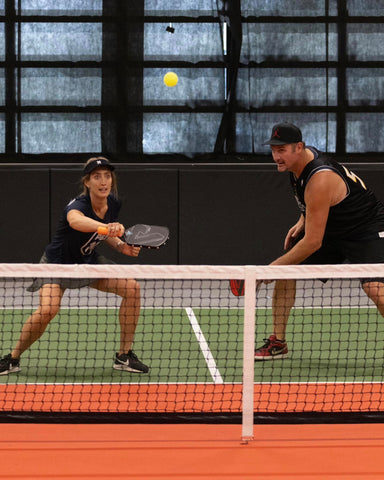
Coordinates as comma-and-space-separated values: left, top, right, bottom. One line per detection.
299, 235, 384, 284
27, 253, 114, 292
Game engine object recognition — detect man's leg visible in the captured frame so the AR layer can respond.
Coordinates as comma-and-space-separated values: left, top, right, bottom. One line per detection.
254, 279, 296, 360
362, 281, 384, 317
272, 279, 297, 340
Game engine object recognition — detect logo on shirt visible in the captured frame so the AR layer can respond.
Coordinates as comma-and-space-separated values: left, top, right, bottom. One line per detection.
294, 195, 306, 213
81, 232, 103, 256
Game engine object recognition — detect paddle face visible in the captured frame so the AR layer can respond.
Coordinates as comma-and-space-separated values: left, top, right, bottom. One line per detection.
230, 279, 262, 296
122, 224, 169, 249
230, 280, 244, 296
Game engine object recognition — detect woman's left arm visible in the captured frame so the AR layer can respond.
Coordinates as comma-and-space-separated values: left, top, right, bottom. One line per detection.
106, 237, 141, 257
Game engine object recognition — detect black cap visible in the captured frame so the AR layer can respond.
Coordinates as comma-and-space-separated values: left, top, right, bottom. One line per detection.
263, 123, 302, 145
83, 158, 115, 175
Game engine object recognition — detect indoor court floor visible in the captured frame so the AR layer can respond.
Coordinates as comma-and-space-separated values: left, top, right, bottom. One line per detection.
1, 422, 384, 479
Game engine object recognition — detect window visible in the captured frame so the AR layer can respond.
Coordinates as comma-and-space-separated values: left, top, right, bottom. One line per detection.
1, 1, 384, 159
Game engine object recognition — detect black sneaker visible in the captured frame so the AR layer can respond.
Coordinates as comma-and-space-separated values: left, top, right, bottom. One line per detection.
0, 354, 21, 375
113, 350, 149, 373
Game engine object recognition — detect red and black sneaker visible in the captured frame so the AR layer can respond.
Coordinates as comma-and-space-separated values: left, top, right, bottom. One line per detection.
254, 335, 288, 360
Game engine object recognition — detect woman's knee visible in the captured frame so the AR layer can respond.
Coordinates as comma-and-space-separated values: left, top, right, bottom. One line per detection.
127, 279, 140, 298
37, 305, 60, 324
114, 278, 140, 298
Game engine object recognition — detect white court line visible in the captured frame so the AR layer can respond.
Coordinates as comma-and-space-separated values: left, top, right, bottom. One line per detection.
185, 307, 224, 384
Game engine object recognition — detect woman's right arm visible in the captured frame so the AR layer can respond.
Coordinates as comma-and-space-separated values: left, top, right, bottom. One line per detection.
67, 209, 124, 237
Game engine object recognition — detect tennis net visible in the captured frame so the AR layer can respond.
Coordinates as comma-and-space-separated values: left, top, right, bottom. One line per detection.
0, 263, 383, 440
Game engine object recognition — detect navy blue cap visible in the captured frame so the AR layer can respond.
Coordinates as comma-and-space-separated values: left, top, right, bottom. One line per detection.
83, 158, 115, 175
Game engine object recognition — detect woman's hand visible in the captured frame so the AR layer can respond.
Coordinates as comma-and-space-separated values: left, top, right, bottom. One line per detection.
105, 222, 125, 237
119, 244, 141, 257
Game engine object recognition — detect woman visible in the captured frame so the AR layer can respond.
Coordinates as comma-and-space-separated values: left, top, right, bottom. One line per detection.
0, 157, 148, 375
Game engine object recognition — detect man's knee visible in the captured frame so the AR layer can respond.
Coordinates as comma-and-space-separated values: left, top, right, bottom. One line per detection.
362, 281, 384, 305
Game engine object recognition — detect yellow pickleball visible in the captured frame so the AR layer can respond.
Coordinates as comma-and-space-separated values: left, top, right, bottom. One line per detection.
163, 72, 178, 87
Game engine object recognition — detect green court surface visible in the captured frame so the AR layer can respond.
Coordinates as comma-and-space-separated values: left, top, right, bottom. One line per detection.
256, 307, 384, 383
0, 307, 383, 384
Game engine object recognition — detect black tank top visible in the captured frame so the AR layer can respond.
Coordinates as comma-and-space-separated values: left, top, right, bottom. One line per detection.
290, 147, 384, 240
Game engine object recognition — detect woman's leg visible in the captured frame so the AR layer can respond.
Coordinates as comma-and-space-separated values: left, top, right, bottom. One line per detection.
12, 284, 64, 359
91, 278, 140, 354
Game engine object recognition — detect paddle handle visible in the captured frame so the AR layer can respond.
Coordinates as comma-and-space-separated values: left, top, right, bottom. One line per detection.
97, 226, 109, 235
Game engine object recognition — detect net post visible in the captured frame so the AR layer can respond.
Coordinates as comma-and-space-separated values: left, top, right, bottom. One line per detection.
242, 268, 256, 442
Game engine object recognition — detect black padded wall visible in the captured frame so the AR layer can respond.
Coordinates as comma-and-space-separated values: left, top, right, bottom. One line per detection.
3, 164, 384, 265
179, 169, 298, 265
0, 169, 50, 262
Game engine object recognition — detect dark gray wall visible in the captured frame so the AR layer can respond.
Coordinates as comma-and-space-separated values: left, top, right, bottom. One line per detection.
1, 164, 384, 265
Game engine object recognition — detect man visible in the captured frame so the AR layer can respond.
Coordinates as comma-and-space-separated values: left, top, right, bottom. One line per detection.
255, 122, 384, 360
